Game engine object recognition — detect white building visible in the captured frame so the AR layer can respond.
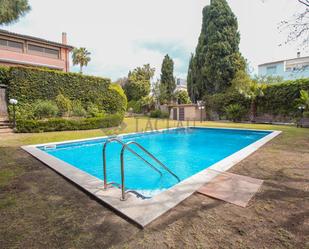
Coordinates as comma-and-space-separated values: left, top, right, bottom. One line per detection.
258, 53, 309, 80
175, 78, 187, 91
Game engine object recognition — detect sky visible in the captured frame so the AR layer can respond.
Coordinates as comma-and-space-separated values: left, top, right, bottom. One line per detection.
1, 0, 307, 81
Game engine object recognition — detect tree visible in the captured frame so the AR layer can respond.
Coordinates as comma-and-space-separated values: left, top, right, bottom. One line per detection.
0, 0, 30, 25
232, 71, 266, 122
187, 0, 245, 100
140, 95, 155, 113
160, 54, 176, 102
123, 64, 155, 101
152, 80, 164, 107
278, 0, 309, 49
187, 53, 199, 103
174, 90, 191, 104
115, 77, 128, 88
72, 47, 91, 74
297, 89, 309, 110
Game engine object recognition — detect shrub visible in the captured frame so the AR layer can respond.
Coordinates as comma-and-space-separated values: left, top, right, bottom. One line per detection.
224, 104, 246, 122
33, 100, 59, 119
160, 111, 169, 119
8, 103, 35, 120
127, 100, 142, 113
204, 90, 249, 118
55, 93, 72, 116
150, 109, 169, 119
71, 100, 87, 117
87, 103, 105, 117
16, 114, 123, 133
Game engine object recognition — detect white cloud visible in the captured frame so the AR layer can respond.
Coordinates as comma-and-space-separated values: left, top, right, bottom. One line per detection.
2, 0, 307, 80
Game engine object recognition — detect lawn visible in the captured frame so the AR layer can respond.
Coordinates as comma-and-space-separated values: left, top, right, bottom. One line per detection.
0, 117, 308, 249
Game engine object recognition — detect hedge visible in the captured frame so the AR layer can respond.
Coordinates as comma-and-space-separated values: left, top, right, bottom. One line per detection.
205, 78, 309, 120
259, 79, 309, 116
7, 67, 126, 114
16, 114, 123, 133
101, 84, 127, 114
204, 90, 249, 118
0, 66, 9, 86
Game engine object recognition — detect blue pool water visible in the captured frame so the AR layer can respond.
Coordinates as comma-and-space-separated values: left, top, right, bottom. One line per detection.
40, 127, 270, 196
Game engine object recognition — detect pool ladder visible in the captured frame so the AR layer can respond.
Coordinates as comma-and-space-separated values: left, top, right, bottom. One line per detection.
102, 137, 180, 201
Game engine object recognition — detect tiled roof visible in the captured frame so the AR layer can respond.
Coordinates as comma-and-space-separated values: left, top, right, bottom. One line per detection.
0, 29, 74, 50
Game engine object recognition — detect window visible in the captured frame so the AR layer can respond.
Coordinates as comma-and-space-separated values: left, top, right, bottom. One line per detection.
28, 44, 59, 59
0, 38, 23, 52
266, 66, 277, 75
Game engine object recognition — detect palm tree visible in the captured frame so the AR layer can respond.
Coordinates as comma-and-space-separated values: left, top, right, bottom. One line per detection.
0, 0, 31, 25
298, 90, 309, 110
72, 47, 91, 74
232, 71, 266, 122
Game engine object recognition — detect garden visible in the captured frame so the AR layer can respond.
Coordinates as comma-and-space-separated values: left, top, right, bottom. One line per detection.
0, 66, 127, 132
0, 0, 309, 248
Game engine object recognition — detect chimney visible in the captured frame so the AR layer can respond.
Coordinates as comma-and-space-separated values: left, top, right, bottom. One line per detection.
297, 52, 301, 58
62, 32, 67, 45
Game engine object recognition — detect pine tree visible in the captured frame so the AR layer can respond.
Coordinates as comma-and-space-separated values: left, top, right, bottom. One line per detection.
160, 54, 176, 102
187, 0, 245, 100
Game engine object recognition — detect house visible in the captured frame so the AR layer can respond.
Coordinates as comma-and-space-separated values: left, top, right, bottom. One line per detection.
169, 104, 206, 121
258, 53, 309, 80
0, 29, 73, 72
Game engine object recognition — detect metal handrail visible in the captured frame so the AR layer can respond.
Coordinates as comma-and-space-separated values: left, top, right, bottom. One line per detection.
102, 138, 162, 189
120, 141, 181, 201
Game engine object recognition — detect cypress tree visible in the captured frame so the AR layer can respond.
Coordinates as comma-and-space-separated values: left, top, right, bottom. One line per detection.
160, 54, 176, 102
187, 0, 245, 100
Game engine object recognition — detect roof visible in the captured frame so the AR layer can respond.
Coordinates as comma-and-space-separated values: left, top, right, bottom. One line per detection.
168, 104, 198, 108
258, 55, 309, 67
0, 29, 74, 50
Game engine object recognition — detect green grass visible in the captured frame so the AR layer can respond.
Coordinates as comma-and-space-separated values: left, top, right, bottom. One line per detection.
1, 117, 308, 147
1, 117, 308, 248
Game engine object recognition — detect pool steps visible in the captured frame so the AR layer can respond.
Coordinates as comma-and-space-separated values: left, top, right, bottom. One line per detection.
102, 137, 180, 201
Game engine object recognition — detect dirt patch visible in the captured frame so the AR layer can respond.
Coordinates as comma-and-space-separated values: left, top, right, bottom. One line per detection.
0, 127, 309, 249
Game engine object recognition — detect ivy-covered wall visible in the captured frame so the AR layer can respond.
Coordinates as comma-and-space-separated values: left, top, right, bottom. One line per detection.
6, 66, 127, 114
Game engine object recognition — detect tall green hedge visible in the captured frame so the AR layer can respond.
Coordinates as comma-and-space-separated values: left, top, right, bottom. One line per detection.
7, 67, 126, 114
259, 79, 309, 116
205, 78, 309, 120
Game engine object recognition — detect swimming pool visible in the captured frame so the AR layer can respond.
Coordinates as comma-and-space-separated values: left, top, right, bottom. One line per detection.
38, 127, 271, 197
23, 126, 280, 226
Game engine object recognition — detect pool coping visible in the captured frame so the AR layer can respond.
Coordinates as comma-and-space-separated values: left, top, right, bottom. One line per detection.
21, 126, 281, 228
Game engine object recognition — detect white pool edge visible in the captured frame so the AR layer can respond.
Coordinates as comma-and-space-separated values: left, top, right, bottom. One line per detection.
21, 127, 282, 227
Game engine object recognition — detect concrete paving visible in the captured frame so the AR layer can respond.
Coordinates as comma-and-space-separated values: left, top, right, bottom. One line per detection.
197, 170, 263, 207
